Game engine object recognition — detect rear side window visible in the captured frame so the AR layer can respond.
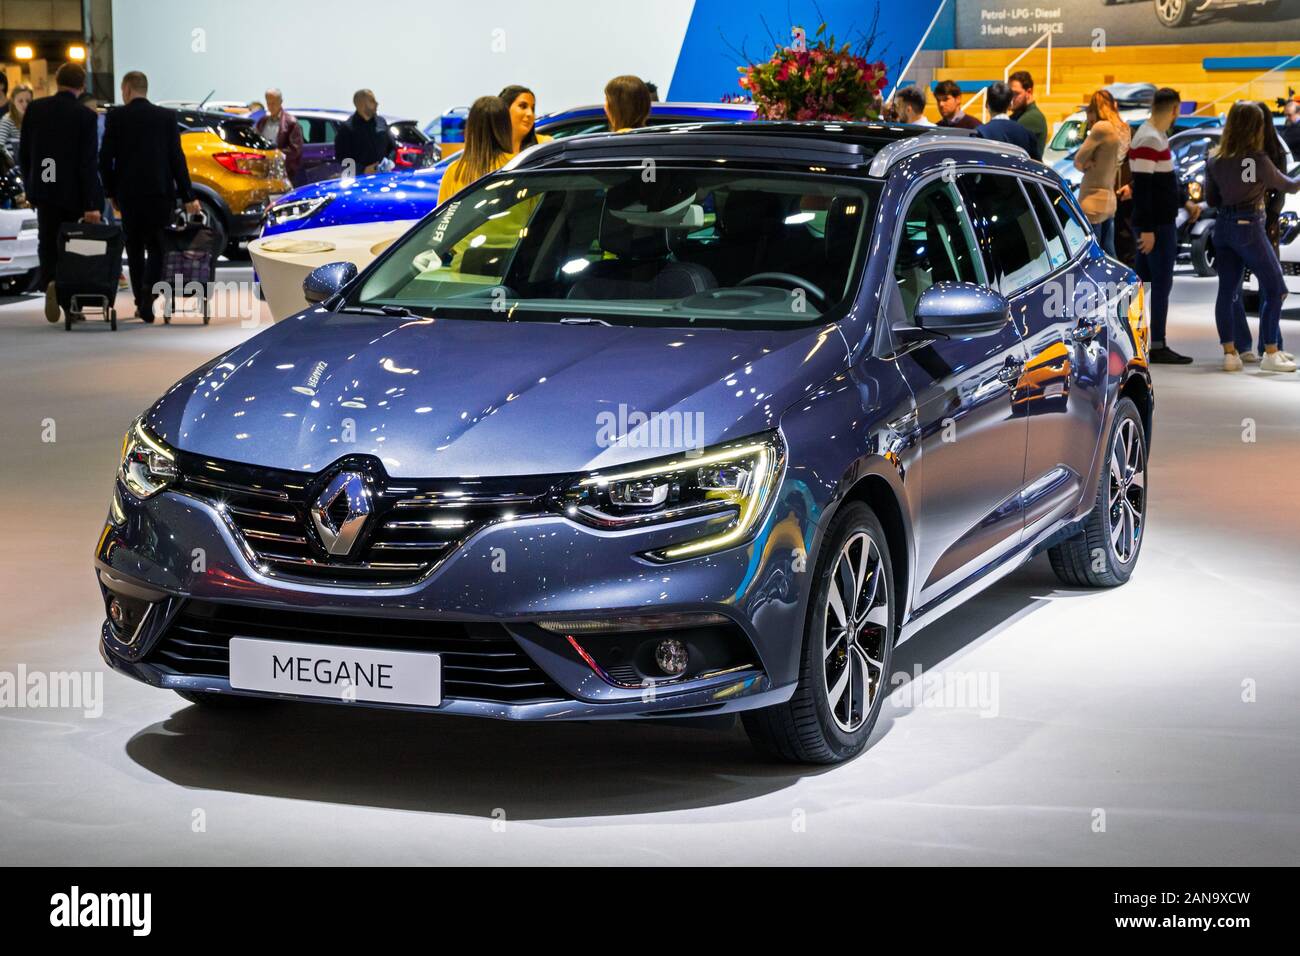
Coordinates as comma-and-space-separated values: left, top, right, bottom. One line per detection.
1039, 182, 1091, 257
1024, 183, 1070, 269
389, 121, 430, 144
217, 120, 271, 150
958, 173, 1051, 295
298, 117, 336, 145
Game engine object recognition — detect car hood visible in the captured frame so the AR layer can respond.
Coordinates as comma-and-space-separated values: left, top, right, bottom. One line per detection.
145, 310, 849, 478
263, 163, 449, 236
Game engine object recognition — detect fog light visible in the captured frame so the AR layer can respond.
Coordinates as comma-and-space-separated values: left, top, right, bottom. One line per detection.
655, 638, 688, 677
104, 592, 153, 645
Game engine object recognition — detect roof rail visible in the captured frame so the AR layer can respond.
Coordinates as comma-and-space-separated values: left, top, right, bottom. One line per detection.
867, 132, 1026, 177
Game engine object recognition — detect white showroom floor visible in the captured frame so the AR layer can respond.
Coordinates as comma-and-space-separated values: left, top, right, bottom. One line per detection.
1, 265, 1297, 865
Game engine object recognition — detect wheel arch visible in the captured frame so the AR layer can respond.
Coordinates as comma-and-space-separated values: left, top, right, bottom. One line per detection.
831, 468, 913, 625
1119, 369, 1154, 449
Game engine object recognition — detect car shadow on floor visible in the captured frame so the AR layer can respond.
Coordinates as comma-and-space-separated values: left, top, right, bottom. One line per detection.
123, 556, 1091, 818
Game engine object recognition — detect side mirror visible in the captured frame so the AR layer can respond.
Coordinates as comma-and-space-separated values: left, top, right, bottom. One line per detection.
303, 261, 358, 304
912, 281, 1010, 337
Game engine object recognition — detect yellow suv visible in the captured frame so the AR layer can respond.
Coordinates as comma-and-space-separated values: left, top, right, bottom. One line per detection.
177, 109, 291, 258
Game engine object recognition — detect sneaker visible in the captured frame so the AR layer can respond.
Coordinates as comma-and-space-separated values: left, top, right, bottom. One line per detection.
1260, 350, 1298, 373
43, 281, 60, 323
1148, 345, 1194, 365
1223, 352, 1243, 372
1240, 350, 1260, 364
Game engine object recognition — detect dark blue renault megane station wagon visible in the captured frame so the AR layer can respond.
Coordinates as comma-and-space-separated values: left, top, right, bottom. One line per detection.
97, 123, 1152, 763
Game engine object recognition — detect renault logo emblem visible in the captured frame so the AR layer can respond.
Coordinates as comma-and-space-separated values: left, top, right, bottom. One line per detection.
311, 471, 371, 556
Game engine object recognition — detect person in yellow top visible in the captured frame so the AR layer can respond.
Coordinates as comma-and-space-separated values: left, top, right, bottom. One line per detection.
499, 84, 553, 154
603, 75, 652, 132
437, 95, 515, 205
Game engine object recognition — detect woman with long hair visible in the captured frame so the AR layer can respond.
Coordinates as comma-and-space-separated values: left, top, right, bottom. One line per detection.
603, 75, 652, 132
498, 85, 552, 153
0, 83, 32, 162
1207, 100, 1300, 372
1229, 102, 1292, 362
437, 95, 514, 204
1074, 89, 1128, 257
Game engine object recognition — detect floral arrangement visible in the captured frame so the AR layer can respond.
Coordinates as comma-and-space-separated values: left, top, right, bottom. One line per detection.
738, 23, 888, 122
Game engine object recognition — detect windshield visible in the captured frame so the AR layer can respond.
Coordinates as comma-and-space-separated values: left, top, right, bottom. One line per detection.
352, 167, 877, 329
1049, 120, 1084, 153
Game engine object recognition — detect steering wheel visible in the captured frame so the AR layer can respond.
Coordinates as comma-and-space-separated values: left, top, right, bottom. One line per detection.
738, 272, 828, 307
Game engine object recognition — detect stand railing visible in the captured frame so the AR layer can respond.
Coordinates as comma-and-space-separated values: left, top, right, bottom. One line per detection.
1004, 29, 1053, 95
956, 29, 1053, 123
1191, 53, 1300, 116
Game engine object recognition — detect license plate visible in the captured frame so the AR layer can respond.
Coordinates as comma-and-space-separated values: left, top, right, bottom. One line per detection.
228, 637, 441, 706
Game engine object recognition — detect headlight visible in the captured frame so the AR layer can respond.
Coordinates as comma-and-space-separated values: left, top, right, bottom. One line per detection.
561, 434, 783, 561
265, 194, 331, 227
119, 419, 177, 499
1186, 180, 1203, 202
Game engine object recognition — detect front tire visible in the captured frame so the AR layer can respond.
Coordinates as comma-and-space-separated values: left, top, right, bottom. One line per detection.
1155, 0, 1198, 26
1048, 398, 1147, 587
743, 502, 896, 764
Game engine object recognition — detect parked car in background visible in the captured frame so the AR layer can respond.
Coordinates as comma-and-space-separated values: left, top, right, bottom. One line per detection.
0, 149, 37, 294
1045, 105, 1149, 167
1243, 176, 1300, 312
173, 108, 292, 258
248, 108, 439, 184
98, 123, 1152, 764
1128, 0, 1281, 28
251, 102, 756, 317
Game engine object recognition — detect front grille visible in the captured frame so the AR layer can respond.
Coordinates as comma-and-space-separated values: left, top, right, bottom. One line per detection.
148, 601, 566, 704
173, 451, 559, 586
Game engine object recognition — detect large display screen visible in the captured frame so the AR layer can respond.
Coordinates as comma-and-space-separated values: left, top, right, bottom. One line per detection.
955, 0, 1300, 48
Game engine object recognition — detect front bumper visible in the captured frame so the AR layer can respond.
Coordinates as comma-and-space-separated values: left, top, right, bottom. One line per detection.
96, 478, 817, 720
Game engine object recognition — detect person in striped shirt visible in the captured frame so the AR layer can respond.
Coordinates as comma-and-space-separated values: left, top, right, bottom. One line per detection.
1130, 87, 1201, 364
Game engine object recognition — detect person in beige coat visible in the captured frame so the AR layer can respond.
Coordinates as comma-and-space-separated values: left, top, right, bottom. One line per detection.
1074, 90, 1129, 257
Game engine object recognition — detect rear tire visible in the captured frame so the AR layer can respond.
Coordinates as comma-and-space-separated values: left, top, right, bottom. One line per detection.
1191, 228, 1216, 277
1048, 398, 1147, 587
743, 502, 897, 764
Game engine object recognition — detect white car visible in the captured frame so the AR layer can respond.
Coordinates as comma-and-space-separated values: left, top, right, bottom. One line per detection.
0, 207, 39, 295
1044, 106, 1149, 168
1243, 188, 1300, 309
1138, 0, 1281, 28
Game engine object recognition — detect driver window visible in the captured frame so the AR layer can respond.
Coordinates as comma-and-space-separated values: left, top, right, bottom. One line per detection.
893, 180, 984, 320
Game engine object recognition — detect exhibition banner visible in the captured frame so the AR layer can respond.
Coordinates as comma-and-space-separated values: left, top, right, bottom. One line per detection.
667, 0, 946, 101
954, 0, 1300, 48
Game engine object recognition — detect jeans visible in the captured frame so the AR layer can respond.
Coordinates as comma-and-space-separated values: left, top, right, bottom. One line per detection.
1135, 222, 1177, 343
1093, 216, 1116, 258
1214, 212, 1286, 350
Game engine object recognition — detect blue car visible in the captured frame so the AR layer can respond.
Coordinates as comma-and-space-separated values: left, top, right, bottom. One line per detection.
97, 123, 1152, 763
261, 102, 756, 236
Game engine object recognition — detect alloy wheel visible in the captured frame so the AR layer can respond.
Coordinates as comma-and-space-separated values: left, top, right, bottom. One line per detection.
1108, 417, 1146, 564
822, 532, 889, 733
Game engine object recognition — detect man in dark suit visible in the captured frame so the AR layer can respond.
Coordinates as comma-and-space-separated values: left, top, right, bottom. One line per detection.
18, 62, 104, 322
977, 82, 1039, 159
334, 89, 392, 177
99, 70, 199, 321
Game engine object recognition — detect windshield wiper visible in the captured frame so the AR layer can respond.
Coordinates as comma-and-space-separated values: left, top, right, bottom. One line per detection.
337, 304, 427, 318
559, 316, 612, 326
